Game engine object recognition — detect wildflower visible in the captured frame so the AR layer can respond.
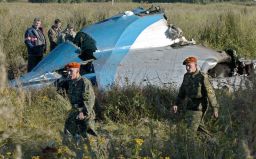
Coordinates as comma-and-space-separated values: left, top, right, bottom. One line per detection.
98, 136, 106, 145
117, 155, 125, 159
57, 146, 70, 154
88, 136, 97, 144
6, 152, 11, 156
134, 138, 144, 146
57, 148, 62, 154
32, 156, 40, 159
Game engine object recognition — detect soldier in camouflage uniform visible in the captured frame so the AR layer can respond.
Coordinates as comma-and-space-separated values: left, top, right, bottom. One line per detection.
48, 19, 62, 51
172, 56, 219, 134
59, 62, 97, 138
58, 24, 77, 44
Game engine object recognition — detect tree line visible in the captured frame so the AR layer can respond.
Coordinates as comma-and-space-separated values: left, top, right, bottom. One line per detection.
0, 0, 253, 3
26, 0, 254, 3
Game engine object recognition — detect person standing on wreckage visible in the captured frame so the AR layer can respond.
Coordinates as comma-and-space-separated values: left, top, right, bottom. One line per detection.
24, 18, 47, 72
58, 62, 97, 141
172, 56, 219, 137
73, 32, 97, 73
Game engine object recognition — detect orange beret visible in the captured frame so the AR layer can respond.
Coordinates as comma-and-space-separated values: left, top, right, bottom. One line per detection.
66, 62, 80, 69
183, 56, 197, 65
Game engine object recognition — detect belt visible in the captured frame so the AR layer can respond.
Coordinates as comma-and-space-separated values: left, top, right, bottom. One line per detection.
187, 108, 203, 111
187, 98, 204, 111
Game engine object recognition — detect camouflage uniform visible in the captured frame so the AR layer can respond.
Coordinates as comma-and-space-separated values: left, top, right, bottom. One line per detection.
48, 26, 62, 51
64, 76, 96, 138
175, 70, 219, 133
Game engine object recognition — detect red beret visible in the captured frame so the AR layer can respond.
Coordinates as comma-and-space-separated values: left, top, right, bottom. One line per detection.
66, 62, 80, 69
183, 56, 197, 65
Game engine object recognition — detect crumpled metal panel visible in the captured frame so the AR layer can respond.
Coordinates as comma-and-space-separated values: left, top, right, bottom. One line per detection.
115, 45, 229, 88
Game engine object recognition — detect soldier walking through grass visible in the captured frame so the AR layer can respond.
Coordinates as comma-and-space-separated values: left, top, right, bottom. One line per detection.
172, 56, 219, 136
48, 19, 62, 51
24, 18, 46, 72
58, 62, 97, 141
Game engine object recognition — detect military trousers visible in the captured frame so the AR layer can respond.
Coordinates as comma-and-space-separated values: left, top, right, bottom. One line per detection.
49, 42, 57, 51
185, 110, 203, 132
185, 110, 213, 138
64, 109, 96, 138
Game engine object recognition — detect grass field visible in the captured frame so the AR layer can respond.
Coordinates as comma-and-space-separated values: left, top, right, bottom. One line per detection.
0, 2, 256, 158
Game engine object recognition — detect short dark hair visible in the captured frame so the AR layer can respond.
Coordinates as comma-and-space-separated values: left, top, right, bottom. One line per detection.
67, 23, 74, 29
54, 19, 61, 24
34, 17, 41, 22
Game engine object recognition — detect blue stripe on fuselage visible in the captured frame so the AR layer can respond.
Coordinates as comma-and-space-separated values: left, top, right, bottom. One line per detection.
81, 13, 164, 88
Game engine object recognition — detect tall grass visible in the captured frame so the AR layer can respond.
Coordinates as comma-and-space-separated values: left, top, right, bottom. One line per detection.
0, 81, 255, 158
163, 3, 256, 58
0, 45, 6, 89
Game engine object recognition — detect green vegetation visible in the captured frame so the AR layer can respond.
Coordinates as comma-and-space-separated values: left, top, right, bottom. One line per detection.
0, 71, 255, 158
0, 2, 256, 158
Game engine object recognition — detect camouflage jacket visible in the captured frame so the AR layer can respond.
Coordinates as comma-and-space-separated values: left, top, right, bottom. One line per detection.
67, 76, 95, 117
48, 26, 62, 44
175, 70, 219, 112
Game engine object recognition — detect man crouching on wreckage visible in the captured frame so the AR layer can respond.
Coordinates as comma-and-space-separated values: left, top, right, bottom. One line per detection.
56, 62, 97, 144
172, 56, 219, 138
